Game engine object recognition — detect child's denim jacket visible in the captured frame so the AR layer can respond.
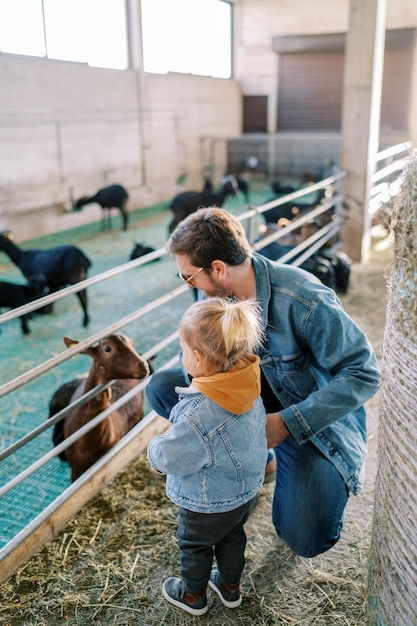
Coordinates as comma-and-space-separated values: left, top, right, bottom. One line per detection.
147, 355, 268, 513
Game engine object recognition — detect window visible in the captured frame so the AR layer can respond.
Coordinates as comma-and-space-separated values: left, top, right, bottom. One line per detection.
0, 0, 128, 70
141, 0, 232, 78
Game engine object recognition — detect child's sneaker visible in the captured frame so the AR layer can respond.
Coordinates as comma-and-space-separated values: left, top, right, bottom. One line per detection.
208, 568, 242, 608
162, 577, 208, 616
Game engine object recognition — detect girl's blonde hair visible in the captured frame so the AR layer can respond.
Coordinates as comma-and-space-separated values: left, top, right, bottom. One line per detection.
179, 297, 264, 372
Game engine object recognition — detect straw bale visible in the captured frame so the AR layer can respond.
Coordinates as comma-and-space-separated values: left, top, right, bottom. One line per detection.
368, 153, 417, 625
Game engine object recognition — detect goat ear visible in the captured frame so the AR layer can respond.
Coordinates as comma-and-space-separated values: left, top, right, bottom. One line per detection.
63, 336, 96, 357
64, 336, 79, 349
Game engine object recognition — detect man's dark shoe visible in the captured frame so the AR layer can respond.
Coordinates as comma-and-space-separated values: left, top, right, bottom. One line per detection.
162, 577, 208, 616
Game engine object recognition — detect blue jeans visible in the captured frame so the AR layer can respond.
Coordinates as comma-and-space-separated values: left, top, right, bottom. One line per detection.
146, 368, 349, 558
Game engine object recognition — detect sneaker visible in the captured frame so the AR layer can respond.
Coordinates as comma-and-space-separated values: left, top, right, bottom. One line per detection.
162, 577, 208, 616
208, 568, 242, 608
264, 449, 276, 484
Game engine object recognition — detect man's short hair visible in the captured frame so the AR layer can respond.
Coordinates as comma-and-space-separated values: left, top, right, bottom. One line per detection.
167, 207, 252, 267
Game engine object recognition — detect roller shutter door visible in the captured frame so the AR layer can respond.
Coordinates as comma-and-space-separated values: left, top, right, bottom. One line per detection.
380, 48, 412, 132
277, 47, 411, 132
278, 52, 343, 131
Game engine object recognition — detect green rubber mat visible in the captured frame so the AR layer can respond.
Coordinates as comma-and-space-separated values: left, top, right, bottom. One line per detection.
0, 190, 261, 550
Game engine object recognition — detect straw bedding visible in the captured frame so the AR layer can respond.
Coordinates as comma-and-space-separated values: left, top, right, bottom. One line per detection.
0, 243, 390, 626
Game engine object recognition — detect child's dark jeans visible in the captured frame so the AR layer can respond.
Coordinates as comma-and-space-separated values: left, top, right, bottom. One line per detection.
177, 496, 257, 595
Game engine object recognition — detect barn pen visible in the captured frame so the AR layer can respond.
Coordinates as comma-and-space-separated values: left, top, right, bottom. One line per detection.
0, 241, 391, 625
0, 147, 410, 625
368, 153, 417, 625
0, 171, 346, 582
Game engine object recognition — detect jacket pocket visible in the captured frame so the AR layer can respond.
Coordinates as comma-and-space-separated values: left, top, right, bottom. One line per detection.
261, 350, 318, 402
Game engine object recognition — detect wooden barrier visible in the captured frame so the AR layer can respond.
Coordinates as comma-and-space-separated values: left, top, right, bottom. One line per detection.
0, 413, 168, 582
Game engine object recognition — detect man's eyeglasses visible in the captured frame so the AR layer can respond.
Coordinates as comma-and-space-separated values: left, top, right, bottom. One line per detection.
178, 267, 204, 284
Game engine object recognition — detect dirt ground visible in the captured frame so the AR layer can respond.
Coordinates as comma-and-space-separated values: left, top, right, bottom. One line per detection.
0, 240, 391, 626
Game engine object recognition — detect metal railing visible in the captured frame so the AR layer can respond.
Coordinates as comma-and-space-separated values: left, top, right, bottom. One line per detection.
0, 142, 407, 577
369, 141, 412, 217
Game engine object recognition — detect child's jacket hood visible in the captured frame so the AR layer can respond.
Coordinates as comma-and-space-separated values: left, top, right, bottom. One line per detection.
191, 353, 261, 414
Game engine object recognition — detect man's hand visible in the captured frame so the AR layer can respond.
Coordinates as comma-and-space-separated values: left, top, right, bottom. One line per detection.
266, 412, 290, 448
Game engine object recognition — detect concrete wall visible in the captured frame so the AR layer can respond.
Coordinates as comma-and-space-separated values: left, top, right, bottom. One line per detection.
234, 0, 417, 137
1, 0, 416, 241
0, 53, 241, 240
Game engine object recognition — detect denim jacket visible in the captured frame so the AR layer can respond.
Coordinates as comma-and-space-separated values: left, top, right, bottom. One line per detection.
252, 252, 379, 495
147, 384, 268, 514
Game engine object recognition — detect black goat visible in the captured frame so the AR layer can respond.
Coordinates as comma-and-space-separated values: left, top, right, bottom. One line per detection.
168, 176, 239, 234
262, 186, 328, 225
0, 275, 47, 335
0, 230, 91, 327
236, 176, 250, 203
74, 184, 129, 231
202, 175, 214, 193
203, 175, 250, 202
129, 241, 158, 262
271, 181, 297, 195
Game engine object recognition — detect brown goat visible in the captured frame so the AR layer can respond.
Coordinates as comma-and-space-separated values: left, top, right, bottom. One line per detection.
51, 334, 150, 482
